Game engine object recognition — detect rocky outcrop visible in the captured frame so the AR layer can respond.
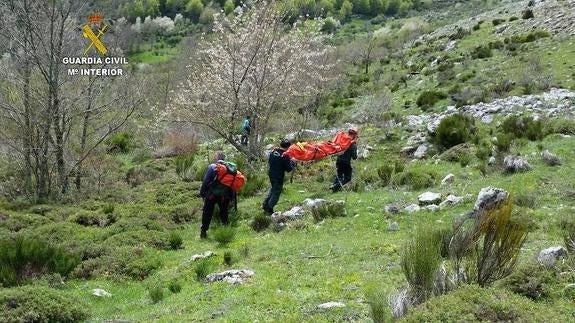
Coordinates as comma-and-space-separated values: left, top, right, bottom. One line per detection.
418, 192, 442, 205
504, 155, 532, 173
206, 269, 254, 284
541, 150, 561, 166
537, 246, 568, 266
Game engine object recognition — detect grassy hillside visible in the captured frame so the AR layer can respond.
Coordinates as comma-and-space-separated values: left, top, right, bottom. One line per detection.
1, 0, 574, 322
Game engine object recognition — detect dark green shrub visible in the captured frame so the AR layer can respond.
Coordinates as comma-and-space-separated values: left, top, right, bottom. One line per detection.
392, 168, 438, 190
170, 205, 196, 224
492, 18, 505, 26
402, 228, 443, 300
125, 165, 160, 187
449, 27, 469, 40
105, 132, 134, 153
488, 40, 504, 50
522, 9, 534, 19
543, 118, 575, 135
509, 16, 519, 21
471, 45, 492, 59
102, 203, 115, 214
239, 171, 265, 197
377, 164, 395, 186
168, 231, 183, 250
0, 236, 80, 287
432, 115, 476, 150
502, 263, 553, 300
501, 115, 544, 141
194, 259, 216, 281
320, 17, 338, 33
212, 226, 236, 246
440, 143, 474, 164
223, 251, 234, 266
0, 285, 89, 322
148, 285, 165, 304
250, 214, 271, 232
311, 200, 346, 223
402, 285, 556, 322
168, 280, 182, 293
494, 132, 512, 152
72, 210, 107, 227
416, 90, 447, 110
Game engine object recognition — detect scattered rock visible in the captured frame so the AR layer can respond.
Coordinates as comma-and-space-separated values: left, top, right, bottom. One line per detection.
503, 155, 532, 173
400, 146, 417, 157
418, 192, 442, 206
413, 144, 429, 159
488, 156, 497, 165
384, 204, 400, 214
190, 251, 216, 262
317, 301, 346, 309
357, 148, 370, 160
541, 150, 561, 166
440, 194, 464, 208
404, 204, 421, 213
537, 246, 568, 266
473, 187, 509, 216
388, 222, 400, 231
271, 206, 305, 223
206, 269, 255, 284
0, 213, 7, 221
92, 288, 112, 297
441, 174, 455, 186
303, 198, 327, 209
426, 204, 440, 212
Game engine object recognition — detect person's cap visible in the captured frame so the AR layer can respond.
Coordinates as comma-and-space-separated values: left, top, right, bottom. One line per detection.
348, 127, 358, 135
280, 139, 291, 148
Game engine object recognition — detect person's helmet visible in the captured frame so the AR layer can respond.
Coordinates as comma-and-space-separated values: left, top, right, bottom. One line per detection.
280, 139, 291, 149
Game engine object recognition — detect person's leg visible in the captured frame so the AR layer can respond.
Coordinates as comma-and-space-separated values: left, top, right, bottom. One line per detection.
218, 197, 230, 225
201, 197, 216, 237
331, 162, 343, 191
262, 176, 273, 213
266, 177, 283, 212
341, 163, 352, 185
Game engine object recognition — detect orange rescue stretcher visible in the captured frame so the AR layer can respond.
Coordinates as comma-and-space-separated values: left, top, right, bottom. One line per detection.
283, 131, 356, 162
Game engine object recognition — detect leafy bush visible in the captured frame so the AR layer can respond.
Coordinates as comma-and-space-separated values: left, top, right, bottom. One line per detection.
195, 259, 216, 281
471, 45, 492, 59
0, 285, 89, 322
377, 164, 395, 186
71, 210, 108, 227
392, 168, 438, 190
543, 118, 575, 135
501, 115, 544, 141
223, 251, 235, 266
502, 263, 553, 300
492, 18, 505, 26
494, 132, 512, 152
168, 231, 183, 250
402, 285, 557, 322
402, 229, 443, 301
320, 17, 339, 33
440, 143, 474, 164
513, 191, 538, 209
432, 115, 476, 150
174, 154, 195, 182
311, 200, 346, 222
105, 132, 134, 153
148, 285, 165, 304
509, 30, 550, 43
416, 90, 447, 110
212, 226, 236, 246
366, 286, 393, 323
449, 27, 469, 40
522, 9, 534, 19
168, 279, 182, 293
250, 214, 271, 232
0, 236, 80, 287
125, 165, 160, 187
72, 247, 162, 280
239, 171, 265, 197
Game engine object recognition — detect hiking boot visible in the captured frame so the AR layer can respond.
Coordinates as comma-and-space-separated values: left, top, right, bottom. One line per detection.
200, 231, 207, 239
263, 207, 274, 215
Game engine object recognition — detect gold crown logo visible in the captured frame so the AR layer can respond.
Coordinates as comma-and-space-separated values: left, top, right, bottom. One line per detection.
88, 13, 104, 24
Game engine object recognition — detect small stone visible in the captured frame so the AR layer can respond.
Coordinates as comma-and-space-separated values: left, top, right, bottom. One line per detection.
441, 174, 455, 186
317, 301, 346, 309
206, 269, 255, 284
537, 246, 568, 266
384, 204, 400, 214
388, 222, 400, 231
418, 192, 442, 205
440, 194, 464, 208
473, 187, 508, 215
488, 156, 496, 165
413, 144, 429, 159
404, 204, 421, 213
426, 204, 440, 212
190, 251, 216, 262
541, 150, 561, 166
503, 155, 532, 173
303, 198, 327, 209
92, 288, 112, 297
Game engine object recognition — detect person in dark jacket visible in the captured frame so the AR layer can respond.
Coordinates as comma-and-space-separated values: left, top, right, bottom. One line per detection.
262, 139, 295, 215
199, 151, 232, 239
331, 128, 358, 192
240, 116, 251, 146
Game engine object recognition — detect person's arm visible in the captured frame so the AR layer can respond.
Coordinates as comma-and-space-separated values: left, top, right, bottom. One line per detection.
284, 156, 295, 173
199, 165, 216, 197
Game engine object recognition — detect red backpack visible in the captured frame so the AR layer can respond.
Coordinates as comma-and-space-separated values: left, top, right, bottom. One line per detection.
214, 161, 246, 193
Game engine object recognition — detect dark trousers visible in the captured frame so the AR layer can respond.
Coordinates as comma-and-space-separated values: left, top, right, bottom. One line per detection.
332, 161, 352, 191
240, 130, 249, 146
201, 196, 230, 233
263, 176, 284, 212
